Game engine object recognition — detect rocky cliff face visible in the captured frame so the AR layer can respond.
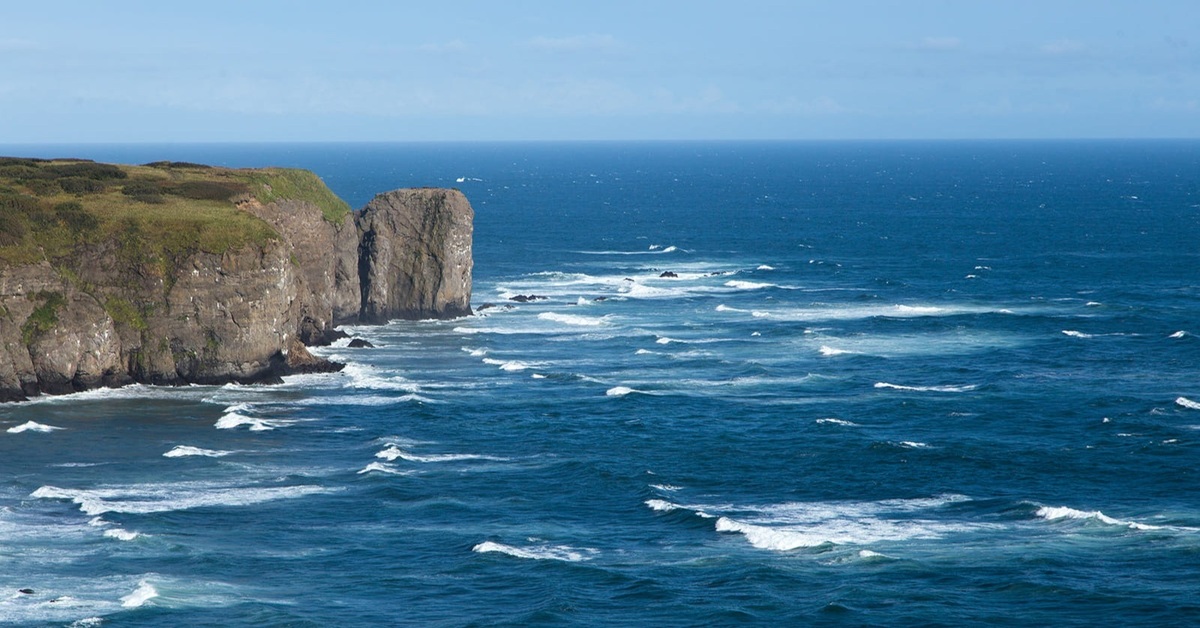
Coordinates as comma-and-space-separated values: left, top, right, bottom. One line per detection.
0, 181, 473, 402
358, 188, 474, 322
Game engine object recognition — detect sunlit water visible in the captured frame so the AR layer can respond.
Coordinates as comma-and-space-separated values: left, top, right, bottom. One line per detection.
2, 141, 1199, 626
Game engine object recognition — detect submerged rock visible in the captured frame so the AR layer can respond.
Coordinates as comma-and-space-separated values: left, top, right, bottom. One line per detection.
347, 338, 375, 348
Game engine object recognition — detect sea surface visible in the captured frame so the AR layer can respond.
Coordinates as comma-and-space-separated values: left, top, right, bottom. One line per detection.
1, 140, 1199, 626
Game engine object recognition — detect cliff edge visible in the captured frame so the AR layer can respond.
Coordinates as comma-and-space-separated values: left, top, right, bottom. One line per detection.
0, 158, 473, 401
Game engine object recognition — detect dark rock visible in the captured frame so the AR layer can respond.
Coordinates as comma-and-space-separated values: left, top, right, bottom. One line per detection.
18, 589, 33, 595
593, 297, 608, 302
659, 271, 679, 278
283, 338, 344, 375
476, 303, 496, 311
357, 188, 473, 322
348, 338, 375, 348
509, 294, 547, 303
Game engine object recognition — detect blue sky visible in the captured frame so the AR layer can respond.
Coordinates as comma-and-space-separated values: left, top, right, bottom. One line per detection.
2, 0, 1197, 142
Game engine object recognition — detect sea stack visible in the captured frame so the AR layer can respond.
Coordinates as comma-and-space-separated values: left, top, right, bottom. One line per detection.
356, 188, 474, 322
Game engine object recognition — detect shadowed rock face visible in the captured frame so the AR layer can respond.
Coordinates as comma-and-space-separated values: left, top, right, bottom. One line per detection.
0, 182, 473, 402
357, 188, 473, 322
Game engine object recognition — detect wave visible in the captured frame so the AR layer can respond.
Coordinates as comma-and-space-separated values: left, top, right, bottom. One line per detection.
6, 421, 64, 433
214, 412, 288, 431
103, 528, 142, 541
577, 245, 678, 255
818, 346, 854, 357
357, 462, 413, 476
341, 363, 422, 392
757, 265, 775, 270
537, 312, 610, 327
816, 418, 859, 426
744, 303, 1016, 322
1062, 330, 1093, 339
606, 386, 650, 397
1035, 505, 1162, 530
482, 357, 538, 372
375, 445, 507, 463
724, 280, 775, 290
120, 580, 158, 608
163, 445, 232, 458
1170, 330, 1189, 339
1176, 397, 1200, 410
472, 541, 597, 562
649, 483, 682, 492
31, 483, 336, 516
652, 494, 978, 551
874, 382, 978, 393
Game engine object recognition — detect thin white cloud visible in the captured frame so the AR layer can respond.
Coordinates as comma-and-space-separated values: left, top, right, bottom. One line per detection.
524, 34, 621, 53
418, 39, 467, 54
1040, 39, 1085, 55
913, 37, 962, 52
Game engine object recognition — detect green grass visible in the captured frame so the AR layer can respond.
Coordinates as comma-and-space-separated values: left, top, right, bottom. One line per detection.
239, 168, 352, 223
0, 159, 354, 271
21, 291, 65, 344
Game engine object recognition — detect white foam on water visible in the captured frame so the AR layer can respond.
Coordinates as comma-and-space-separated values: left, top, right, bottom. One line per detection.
606, 386, 644, 397
538, 311, 610, 327
6, 421, 64, 434
32, 483, 336, 516
120, 581, 157, 608
463, 346, 489, 357
103, 528, 141, 541
747, 303, 1019, 323
1035, 506, 1162, 530
357, 462, 413, 476
472, 541, 597, 562
650, 484, 683, 492
819, 345, 855, 357
70, 618, 104, 628
1062, 330, 1093, 338
816, 418, 859, 426
531, 373, 547, 379
1086, 301, 1103, 307
757, 265, 775, 270
645, 499, 679, 512
1175, 397, 1200, 410
899, 441, 930, 449
482, 357, 539, 372
678, 495, 980, 551
1169, 330, 1189, 339
342, 363, 422, 392
655, 337, 678, 345
635, 349, 655, 355
374, 445, 507, 463
214, 412, 286, 431
163, 446, 232, 458
724, 280, 775, 290
874, 382, 978, 393
714, 304, 749, 313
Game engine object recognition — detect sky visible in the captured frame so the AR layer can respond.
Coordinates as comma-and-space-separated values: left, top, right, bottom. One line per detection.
1, 0, 1198, 142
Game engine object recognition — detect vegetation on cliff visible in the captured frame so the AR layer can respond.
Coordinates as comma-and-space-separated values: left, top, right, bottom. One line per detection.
0, 158, 348, 268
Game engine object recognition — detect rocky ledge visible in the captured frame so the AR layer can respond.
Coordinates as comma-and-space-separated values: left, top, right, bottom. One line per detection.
0, 158, 473, 402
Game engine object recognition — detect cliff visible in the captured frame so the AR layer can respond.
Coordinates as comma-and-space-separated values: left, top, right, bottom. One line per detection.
0, 158, 473, 402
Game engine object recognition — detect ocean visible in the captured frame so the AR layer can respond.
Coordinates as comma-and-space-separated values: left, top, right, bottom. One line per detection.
1, 140, 1199, 626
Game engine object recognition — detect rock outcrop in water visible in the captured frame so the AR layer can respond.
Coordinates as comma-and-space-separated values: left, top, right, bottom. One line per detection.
0, 159, 473, 402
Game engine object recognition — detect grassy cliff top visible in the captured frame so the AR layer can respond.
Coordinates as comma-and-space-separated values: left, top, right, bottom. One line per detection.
0, 158, 352, 266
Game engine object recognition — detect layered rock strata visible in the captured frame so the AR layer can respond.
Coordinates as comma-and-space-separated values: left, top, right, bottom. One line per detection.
0, 184, 472, 401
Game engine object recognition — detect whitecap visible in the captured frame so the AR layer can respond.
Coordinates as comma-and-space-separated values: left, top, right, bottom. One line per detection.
214, 412, 285, 431
164, 446, 232, 458
1086, 301, 1103, 307
606, 386, 644, 397
649, 484, 683, 492
724, 280, 775, 290
816, 418, 859, 426
103, 528, 141, 541
1176, 397, 1200, 410
635, 348, 655, 355
645, 499, 679, 512
1035, 505, 1161, 530
1062, 330, 1093, 339
874, 382, 977, 393
819, 346, 854, 357
899, 441, 930, 449
472, 541, 597, 562
482, 358, 536, 372
757, 265, 775, 270
120, 581, 158, 608
375, 445, 506, 463
6, 421, 64, 434
357, 462, 412, 476
538, 311, 609, 327
32, 483, 336, 516
1169, 331, 1188, 339
531, 373, 547, 379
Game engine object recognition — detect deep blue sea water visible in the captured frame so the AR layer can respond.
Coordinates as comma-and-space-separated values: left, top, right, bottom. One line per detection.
1, 141, 1199, 626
